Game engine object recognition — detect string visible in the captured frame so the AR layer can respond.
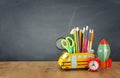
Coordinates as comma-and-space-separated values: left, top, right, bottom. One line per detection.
67, 7, 77, 34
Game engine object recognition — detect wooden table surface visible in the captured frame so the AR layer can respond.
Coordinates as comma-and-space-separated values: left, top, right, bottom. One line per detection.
0, 61, 119, 78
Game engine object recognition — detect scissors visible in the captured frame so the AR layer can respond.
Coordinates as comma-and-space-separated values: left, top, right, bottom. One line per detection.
61, 36, 74, 54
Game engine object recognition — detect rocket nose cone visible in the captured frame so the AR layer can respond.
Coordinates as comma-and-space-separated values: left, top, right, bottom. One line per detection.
100, 39, 108, 44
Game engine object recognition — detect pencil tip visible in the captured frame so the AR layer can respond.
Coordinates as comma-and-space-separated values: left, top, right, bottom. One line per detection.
86, 26, 88, 30
76, 27, 79, 31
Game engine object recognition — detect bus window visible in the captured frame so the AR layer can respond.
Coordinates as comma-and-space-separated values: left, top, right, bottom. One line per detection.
88, 55, 92, 58
84, 55, 87, 58
78, 55, 82, 58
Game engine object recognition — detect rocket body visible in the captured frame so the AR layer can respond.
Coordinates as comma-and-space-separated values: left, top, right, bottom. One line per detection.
97, 39, 110, 62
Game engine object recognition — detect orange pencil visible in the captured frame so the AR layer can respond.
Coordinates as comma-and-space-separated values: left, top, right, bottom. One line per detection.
89, 29, 94, 50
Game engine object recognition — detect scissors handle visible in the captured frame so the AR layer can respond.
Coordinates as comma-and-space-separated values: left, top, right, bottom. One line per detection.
66, 36, 74, 48
61, 39, 68, 50
61, 36, 74, 53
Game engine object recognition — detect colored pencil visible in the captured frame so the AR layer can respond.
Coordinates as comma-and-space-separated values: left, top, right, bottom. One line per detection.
87, 29, 91, 52
79, 29, 82, 52
82, 27, 85, 52
76, 27, 80, 52
89, 29, 94, 50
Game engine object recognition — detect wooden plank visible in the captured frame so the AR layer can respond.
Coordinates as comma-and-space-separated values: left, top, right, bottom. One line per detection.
0, 62, 119, 78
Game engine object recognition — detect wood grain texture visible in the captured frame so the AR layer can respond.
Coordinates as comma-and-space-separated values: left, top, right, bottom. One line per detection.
0, 62, 119, 78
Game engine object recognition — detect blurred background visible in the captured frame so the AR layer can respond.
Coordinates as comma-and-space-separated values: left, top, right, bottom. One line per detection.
0, 0, 120, 61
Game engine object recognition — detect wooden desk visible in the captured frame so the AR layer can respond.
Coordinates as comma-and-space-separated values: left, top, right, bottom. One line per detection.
0, 62, 119, 78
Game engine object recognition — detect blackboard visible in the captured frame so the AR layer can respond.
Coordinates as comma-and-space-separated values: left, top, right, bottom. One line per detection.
0, 0, 120, 61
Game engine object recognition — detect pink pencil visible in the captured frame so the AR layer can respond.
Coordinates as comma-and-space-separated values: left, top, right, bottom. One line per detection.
83, 26, 88, 52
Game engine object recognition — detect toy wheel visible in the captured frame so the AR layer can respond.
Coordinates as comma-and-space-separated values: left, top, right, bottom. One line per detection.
88, 58, 100, 71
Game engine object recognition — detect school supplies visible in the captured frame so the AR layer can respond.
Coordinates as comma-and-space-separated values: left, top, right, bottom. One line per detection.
57, 26, 112, 71
56, 26, 94, 53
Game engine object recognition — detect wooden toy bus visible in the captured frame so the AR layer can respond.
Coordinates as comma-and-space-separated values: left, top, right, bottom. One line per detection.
58, 52, 95, 69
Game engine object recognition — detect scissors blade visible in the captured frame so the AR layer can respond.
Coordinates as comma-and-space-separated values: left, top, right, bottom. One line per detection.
66, 36, 74, 53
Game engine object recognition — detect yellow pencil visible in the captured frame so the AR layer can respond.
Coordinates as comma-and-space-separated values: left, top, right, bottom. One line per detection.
76, 27, 79, 52
70, 27, 76, 53
79, 29, 82, 52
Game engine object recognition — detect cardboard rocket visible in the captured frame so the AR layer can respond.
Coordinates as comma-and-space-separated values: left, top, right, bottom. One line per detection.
97, 39, 110, 62
97, 39, 112, 68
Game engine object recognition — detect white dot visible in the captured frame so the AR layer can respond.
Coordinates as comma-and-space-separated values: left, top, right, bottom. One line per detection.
99, 49, 102, 53
105, 49, 109, 52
